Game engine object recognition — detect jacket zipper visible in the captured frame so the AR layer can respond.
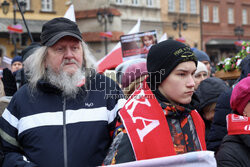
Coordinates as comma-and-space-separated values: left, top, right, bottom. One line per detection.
63, 97, 68, 167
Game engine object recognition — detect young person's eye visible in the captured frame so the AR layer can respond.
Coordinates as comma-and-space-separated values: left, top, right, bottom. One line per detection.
178, 73, 186, 76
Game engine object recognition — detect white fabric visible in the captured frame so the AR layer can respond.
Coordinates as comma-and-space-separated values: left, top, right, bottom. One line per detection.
104, 151, 216, 167
3, 100, 126, 134
64, 4, 76, 22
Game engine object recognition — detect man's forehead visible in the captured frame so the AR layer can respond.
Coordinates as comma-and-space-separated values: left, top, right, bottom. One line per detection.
53, 36, 81, 46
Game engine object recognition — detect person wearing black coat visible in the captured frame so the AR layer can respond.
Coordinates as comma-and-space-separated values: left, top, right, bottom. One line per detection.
216, 76, 250, 167
195, 77, 229, 142
206, 89, 233, 151
216, 135, 250, 167
207, 55, 250, 151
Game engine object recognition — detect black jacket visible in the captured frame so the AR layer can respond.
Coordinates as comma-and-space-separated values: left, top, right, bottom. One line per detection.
207, 89, 233, 151
216, 135, 250, 167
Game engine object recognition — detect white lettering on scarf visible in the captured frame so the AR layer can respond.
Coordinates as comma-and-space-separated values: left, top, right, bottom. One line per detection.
125, 88, 160, 142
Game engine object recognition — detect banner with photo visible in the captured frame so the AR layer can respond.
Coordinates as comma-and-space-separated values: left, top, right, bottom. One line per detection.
120, 30, 157, 60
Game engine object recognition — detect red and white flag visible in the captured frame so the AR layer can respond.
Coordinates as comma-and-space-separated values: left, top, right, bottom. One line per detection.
97, 19, 141, 73
7, 24, 23, 33
100, 32, 113, 38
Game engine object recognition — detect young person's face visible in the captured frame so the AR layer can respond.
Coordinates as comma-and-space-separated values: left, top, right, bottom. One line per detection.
201, 60, 211, 76
143, 36, 153, 47
11, 61, 23, 73
158, 61, 196, 105
45, 36, 83, 75
194, 71, 208, 90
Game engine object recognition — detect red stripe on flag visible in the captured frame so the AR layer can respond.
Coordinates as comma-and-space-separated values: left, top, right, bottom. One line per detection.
97, 47, 123, 73
100, 32, 113, 38
7, 26, 23, 33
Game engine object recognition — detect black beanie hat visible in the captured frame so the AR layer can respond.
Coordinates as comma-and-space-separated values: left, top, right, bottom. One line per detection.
147, 39, 197, 89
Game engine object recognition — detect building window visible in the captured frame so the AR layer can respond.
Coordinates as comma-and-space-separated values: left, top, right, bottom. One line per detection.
180, 0, 186, 13
213, 6, 219, 23
228, 8, 234, 24
168, 0, 175, 12
41, 0, 53, 12
132, 0, 138, 5
190, 0, 196, 14
146, 0, 153, 6
19, 0, 30, 10
203, 5, 209, 22
116, 0, 123, 4
242, 9, 248, 25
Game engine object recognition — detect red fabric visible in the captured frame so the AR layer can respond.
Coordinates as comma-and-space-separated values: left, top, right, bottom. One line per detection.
190, 110, 207, 150
100, 32, 113, 38
227, 114, 250, 135
119, 79, 175, 160
97, 47, 123, 73
119, 79, 206, 160
7, 25, 23, 33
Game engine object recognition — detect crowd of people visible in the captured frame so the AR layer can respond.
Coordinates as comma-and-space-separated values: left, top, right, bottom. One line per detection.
0, 17, 249, 167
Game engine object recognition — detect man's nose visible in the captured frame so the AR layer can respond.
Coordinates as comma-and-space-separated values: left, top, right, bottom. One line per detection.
64, 47, 74, 58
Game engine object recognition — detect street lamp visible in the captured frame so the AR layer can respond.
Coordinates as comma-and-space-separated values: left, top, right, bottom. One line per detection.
1, 0, 33, 56
172, 19, 188, 38
1, 0, 10, 14
97, 8, 114, 55
234, 26, 244, 40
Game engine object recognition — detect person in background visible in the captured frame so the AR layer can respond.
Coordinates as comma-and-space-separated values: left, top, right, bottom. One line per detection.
192, 48, 211, 77
1, 56, 23, 96
15, 42, 41, 88
196, 77, 229, 142
121, 61, 147, 99
207, 55, 250, 151
216, 76, 250, 167
115, 58, 146, 88
194, 61, 208, 90
104, 40, 206, 165
0, 17, 125, 167
10, 55, 23, 73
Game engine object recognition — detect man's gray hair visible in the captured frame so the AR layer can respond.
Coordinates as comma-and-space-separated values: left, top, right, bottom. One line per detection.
24, 41, 90, 92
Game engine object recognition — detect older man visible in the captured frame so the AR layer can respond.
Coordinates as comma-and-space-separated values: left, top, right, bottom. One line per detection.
0, 18, 125, 167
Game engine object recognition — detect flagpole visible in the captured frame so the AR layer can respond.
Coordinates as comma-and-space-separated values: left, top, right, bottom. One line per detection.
15, 0, 33, 42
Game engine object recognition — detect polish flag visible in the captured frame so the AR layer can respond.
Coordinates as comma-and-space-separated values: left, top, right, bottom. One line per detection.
97, 19, 141, 73
100, 32, 113, 38
7, 24, 23, 33
176, 37, 186, 43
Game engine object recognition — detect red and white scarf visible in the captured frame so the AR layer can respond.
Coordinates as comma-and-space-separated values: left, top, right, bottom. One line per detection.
227, 114, 250, 135
119, 79, 206, 160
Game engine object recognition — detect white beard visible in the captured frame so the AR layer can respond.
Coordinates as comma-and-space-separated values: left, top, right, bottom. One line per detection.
46, 66, 85, 98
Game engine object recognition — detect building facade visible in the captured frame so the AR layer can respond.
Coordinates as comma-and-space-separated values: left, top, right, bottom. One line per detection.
74, 0, 163, 61
0, 0, 69, 60
201, 0, 250, 64
161, 0, 201, 49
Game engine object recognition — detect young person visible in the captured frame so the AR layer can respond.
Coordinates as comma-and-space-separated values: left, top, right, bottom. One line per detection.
104, 40, 206, 165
